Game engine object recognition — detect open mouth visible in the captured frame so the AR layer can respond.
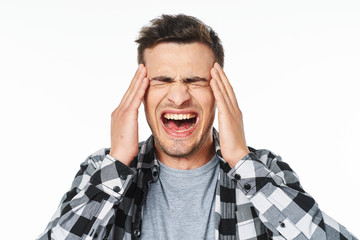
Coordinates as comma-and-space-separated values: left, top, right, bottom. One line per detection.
161, 113, 198, 133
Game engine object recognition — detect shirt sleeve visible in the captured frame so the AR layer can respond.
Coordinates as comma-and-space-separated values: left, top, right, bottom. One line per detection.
37, 149, 136, 240
228, 150, 358, 240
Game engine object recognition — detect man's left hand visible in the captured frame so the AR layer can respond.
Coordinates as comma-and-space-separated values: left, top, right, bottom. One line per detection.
210, 63, 250, 168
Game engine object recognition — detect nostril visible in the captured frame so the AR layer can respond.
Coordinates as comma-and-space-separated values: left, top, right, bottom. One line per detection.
167, 94, 192, 106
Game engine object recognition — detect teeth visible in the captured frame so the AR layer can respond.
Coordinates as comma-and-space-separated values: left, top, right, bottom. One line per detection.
163, 113, 196, 120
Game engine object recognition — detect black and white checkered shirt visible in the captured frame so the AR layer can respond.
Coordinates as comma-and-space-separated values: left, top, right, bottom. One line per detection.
38, 129, 357, 240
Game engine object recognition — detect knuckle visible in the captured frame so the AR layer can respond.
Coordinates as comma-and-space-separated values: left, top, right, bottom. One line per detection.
111, 108, 118, 117
111, 107, 123, 118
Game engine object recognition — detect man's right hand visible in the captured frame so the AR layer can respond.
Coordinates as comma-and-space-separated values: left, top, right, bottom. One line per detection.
109, 64, 149, 166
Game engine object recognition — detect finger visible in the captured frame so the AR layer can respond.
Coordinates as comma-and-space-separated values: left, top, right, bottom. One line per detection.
119, 64, 144, 106
210, 77, 231, 115
119, 64, 145, 107
214, 63, 239, 109
211, 67, 233, 111
128, 77, 150, 110
121, 65, 147, 109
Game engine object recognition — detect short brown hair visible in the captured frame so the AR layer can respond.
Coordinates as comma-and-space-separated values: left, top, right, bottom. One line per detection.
135, 14, 224, 67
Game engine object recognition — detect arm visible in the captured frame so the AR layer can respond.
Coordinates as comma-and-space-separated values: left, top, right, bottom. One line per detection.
210, 63, 358, 239
38, 65, 149, 239
37, 150, 136, 240
227, 149, 357, 239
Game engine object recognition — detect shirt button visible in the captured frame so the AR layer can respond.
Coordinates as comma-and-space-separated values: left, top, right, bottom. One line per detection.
134, 229, 141, 237
244, 183, 251, 190
120, 174, 127, 180
113, 186, 120, 193
234, 174, 241, 180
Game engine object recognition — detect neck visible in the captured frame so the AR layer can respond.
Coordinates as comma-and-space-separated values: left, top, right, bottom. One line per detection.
155, 137, 215, 170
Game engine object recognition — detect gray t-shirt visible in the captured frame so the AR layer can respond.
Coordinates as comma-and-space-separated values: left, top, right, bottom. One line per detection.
141, 155, 220, 240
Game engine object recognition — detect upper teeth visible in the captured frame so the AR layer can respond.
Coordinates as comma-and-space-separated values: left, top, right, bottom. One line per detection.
164, 113, 196, 120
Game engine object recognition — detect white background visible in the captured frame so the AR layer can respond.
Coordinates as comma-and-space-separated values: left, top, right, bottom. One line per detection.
1, 0, 359, 239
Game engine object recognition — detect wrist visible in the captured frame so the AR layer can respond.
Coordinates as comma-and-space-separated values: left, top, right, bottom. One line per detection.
226, 148, 250, 168
109, 150, 134, 166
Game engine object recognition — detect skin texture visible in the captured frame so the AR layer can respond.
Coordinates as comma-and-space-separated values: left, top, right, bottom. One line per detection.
210, 63, 250, 167
109, 42, 249, 169
144, 42, 216, 169
109, 64, 149, 165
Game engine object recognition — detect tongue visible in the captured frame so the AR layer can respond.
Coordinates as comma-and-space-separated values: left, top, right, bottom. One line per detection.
166, 119, 193, 131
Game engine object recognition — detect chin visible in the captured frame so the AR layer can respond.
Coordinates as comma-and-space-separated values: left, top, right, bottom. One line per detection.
154, 126, 212, 159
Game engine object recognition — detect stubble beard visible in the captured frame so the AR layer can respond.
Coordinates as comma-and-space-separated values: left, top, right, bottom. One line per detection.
152, 121, 214, 159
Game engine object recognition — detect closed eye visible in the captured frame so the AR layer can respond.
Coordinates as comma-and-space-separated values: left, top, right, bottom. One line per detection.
184, 77, 209, 87
149, 76, 210, 88
151, 77, 173, 83
150, 76, 173, 87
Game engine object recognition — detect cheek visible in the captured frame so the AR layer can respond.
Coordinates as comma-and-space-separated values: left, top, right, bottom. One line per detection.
190, 88, 216, 113
144, 88, 168, 117
143, 90, 155, 120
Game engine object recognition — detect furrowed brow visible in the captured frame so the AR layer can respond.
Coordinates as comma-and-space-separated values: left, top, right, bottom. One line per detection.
183, 77, 209, 83
150, 76, 209, 83
150, 76, 174, 82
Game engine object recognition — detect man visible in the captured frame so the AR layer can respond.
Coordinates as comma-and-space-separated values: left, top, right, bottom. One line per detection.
38, 14, 357, 240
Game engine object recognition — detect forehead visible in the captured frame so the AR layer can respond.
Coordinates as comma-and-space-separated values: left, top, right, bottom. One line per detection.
144, 42, 215, 77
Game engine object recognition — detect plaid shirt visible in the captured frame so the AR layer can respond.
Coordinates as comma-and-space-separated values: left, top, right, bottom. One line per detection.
38, 129, 357, 240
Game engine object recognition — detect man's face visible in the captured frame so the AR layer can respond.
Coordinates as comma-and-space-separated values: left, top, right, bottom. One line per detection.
143, 42, 216, 159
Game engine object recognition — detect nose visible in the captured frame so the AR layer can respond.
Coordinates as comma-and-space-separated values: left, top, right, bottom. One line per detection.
166, 78, 191, 106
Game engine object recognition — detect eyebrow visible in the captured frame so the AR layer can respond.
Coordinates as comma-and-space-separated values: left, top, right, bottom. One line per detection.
150, 76, 173, 82
150, 76, 209, 82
